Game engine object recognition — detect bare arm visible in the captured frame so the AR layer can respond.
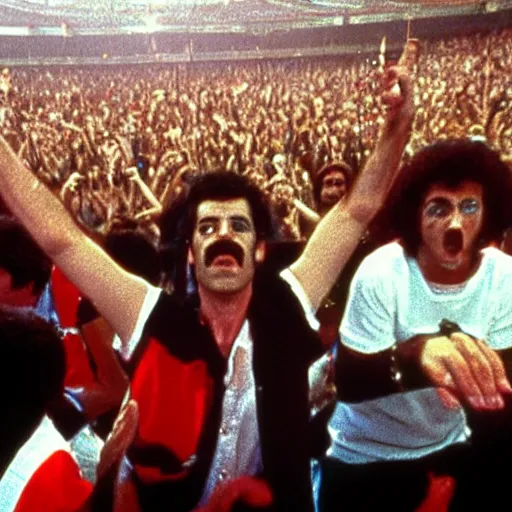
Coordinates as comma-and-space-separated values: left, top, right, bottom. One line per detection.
74, 317, 129, 420
290, 66, 414, 314
125, 166, 163, 221
293, 198, 321, 225
0, 136, 148, 344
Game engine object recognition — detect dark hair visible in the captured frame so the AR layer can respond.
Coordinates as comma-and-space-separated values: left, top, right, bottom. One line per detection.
313, 162, 353, 205
381, 140, 512, 254
0, 307, 65, 448
104, 227, 161, 286
159, 171, 273, 248
0, 216, 52, 295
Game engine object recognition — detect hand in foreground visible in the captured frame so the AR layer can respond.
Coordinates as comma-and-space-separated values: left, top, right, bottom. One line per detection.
195, 476, 273, 512
82, 400, 140, 512
419, 333, 512, 410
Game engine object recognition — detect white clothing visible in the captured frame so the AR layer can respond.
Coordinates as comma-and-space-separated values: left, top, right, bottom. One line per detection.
328, 242, 512, 464
0, 416, 71, 512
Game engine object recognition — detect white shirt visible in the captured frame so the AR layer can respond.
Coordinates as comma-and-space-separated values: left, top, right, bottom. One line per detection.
329, 243, 512, 464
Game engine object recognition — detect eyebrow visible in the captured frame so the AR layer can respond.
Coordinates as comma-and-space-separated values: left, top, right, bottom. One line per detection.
197, 215, 253, 224
426, 196, 480, 203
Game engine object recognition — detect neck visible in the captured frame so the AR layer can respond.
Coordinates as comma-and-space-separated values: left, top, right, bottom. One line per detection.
198, 283, 253, 358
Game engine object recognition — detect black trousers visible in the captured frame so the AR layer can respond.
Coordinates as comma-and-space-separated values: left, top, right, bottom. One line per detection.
318, 434, 512, 512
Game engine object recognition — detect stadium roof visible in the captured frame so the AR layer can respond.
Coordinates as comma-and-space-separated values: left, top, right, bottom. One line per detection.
0, 0, 509, 33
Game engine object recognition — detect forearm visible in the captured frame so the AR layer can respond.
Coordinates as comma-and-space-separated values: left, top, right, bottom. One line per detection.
290, 88, 412, 312
81, 318, 129, 400
134, 174, 162, 212
345, 117, 411, 224
0, 135, 83, 256
336, 335, 432, 403
336, 343, 401, 403
293, 198, 320, 225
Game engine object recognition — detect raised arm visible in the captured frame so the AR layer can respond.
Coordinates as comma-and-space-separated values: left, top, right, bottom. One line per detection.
0, 136, 148, 345
289, 66, 414, 313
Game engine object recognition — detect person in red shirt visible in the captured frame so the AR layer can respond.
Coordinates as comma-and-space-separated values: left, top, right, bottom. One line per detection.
0, 307, 92, 511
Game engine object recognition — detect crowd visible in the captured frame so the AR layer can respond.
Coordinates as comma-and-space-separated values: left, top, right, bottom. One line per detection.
0, 28, 511, 243
0, 26, 512, 512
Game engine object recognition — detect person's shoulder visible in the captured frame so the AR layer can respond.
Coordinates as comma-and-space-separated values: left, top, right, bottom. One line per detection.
481, 246, 512, 283
482, 246, 512, 264
357, 241, 406, 277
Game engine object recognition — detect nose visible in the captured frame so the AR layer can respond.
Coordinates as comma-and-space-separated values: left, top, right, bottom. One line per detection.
218, 219, 231, 237
449, 210, 463, 230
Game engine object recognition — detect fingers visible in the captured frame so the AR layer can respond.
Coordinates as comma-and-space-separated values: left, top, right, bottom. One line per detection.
436, 388, 461, 410
450, 332, 503, 409
380, 65, 413, 123
97, 399, 139, 481
424, 333, 510, 411
421, 335, 494, 410
439, 348, 488, 409
473, 337, 512, 395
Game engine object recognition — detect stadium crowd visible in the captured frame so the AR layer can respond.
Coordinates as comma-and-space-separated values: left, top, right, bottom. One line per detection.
0, 28, 511, 242
0, 25, 512, 512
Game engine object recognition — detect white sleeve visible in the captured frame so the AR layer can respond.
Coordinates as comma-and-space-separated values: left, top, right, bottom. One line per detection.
487, 257, 512, 350
340, 261, 396, 354
117, 284, 162, 362
280, 268, 320, 332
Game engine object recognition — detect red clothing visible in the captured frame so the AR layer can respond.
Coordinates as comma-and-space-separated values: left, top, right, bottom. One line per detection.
14, 451, 92, 512
51, 266, 95, 388
0, 416, 92, 512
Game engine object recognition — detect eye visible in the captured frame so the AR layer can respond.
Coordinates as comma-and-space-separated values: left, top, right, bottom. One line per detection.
197, 222, 217, 236
425, 201, 450, 218
460, 199, 480, 215
231, 218, 252, 233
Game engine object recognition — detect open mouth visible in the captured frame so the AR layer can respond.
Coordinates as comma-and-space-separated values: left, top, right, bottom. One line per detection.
205, 240, 244, 268
443, 229, 463, 256
212, 255, 239, 267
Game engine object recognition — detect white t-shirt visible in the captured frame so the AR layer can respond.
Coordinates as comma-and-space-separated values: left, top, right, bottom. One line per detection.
328, 242, 512, 464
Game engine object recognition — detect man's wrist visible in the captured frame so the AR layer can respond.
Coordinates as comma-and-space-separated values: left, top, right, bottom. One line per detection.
394, 334, 432, 389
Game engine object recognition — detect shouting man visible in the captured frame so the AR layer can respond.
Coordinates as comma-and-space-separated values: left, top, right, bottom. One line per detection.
322, 139, 512, 512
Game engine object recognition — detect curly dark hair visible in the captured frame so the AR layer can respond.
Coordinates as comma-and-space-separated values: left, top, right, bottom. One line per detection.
380, 139, 512, 254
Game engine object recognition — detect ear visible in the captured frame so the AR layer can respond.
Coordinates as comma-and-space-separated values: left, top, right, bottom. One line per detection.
255, 241, 266, 264
187, 247, 195, 266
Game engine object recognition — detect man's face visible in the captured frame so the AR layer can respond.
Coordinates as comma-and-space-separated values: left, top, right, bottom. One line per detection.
188, 198, 265, 295
320, 170, 347, 208
418, 180, 484, 279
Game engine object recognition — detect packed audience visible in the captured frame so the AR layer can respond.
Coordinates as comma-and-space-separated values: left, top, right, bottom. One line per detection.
0, 28, 511, 243
1, 23, 512, 512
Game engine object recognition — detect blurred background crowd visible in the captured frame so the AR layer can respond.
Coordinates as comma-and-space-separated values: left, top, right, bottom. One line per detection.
1, 28, 512, 243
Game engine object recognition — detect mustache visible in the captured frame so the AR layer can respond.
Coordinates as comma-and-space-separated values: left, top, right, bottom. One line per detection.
205, 240, 245, 267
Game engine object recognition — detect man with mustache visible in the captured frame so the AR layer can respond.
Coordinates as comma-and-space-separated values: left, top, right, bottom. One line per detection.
0, 64, 412, 511
320, 139, 512, 512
